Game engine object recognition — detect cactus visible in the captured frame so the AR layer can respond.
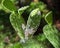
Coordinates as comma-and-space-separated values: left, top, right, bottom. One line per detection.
10, 12, 25, 40
43, 25, 60, 48
24, 8, 41, 39
18, 6, 29, 15
3, 0, 17, 12
44, 11, 53, 25
10, 6, 29, 40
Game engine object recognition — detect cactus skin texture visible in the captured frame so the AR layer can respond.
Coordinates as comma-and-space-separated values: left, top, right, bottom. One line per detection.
10, 12, 25, 39
25, 8, 41, 39
10, 6, 29, 40
27, 8, 41, 28
3, 0, 17, 12
43, 25, 60, 48
18, 6, 29, 15
45, 11, 53, 25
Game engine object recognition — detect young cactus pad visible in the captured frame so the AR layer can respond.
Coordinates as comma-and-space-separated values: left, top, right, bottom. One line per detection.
3, 0, 17, 12
25, 8, 41, 39
10, 12, 25, 39
45, 11, 53, 25
43, 25, 60, 48
18, 6, 29, 15
10, 6, 29, 40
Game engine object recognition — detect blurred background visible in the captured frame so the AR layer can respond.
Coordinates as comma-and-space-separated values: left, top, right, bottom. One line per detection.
0, 0, 60, 47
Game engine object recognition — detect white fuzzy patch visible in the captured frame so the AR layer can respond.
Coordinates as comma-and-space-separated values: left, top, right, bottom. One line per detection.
22, 24, 26, 30
24, 28, 35, 40
37, 11, 41, 15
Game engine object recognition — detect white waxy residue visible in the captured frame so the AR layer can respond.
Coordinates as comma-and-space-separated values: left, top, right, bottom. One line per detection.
24, 27, 35, 40
22, 24, 26, 30
37, 11, 41, 16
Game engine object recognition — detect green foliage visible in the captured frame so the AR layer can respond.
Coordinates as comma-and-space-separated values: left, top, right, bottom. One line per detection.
26, 1, 46, 14
0, 24, 4, 30
0, 0, 59, 48
0, 42, 5, 48
18, 6, 29, 15
0, 0, 2, 4
10, 6, 29, 39
9, 39, 50, 48
26, 8, 41, 35
13, 43, 23, 48
10, 12, 25, 39
34, 34, 46, 42
21, 39, 49, 48
43, 25, 60, 48
3, 0, 17, 12
44, 11, 53, 25
0, 33, 6, 48
0, 0, 2, 9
